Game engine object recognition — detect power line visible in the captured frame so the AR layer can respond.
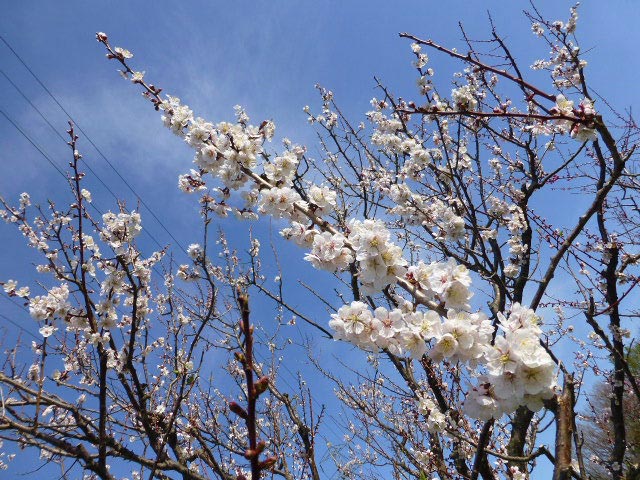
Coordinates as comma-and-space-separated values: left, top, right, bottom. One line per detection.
0, 312, 39, 340
0, 296, 39, 340
1, 99, 173, 256
0, 109, 68, 180
0, 107, 111, 222
0, 107, 194, 308
0, 69, 167, 253
0, 69, 66, 143
0, 42, 207, 318
1, 68, 123, 206
0, 34, 189, 256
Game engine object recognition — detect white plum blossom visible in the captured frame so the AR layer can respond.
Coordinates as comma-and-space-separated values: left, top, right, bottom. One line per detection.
464, 380, 500, 421
101, 211, 142, 253
464, 303, 556, 419
29, 283, 71, 322
308, 185, 337, 214
451, 84, 478, 111
280, 222, 316, 247
187, 243, 204, 260
80, 189, 92, 202
264, 151, 299, 184
258, 186, 304, 220
39, 325, 58, 338
161, 95, 193, 135
431, 310, 492, 364
373, 307, 405, 340
3, 279, 29, 297
552, 95, 597, 142
114, 46, 133, 59
3, 279, 17, 293
416, 394, 446, 432
421, 259, 473, 310
304, 232, 353, 272
329, 301, 376, 349
178, 169, 207, 193
19, 192, 31, 208
348, 219, 408, 293
329, 297, 554, 420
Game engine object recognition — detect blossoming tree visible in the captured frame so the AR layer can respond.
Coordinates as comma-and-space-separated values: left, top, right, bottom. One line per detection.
2, 4, 639, 480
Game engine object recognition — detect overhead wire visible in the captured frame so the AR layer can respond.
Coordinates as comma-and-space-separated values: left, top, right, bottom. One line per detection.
0, 71, 169, 253
1, 68, 125, 206
0, 34, 189, 256
0, 109, 67, 180
0, 295, 39, 340
0, 42, 224, 328
0, 106, 179, 318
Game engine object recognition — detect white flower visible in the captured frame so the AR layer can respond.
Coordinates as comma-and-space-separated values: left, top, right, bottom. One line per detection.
258, 187, 303, 219
280, 222, 316, 248
451, 85, 478, 110
114, 47, 133, 59
308, 185, 337, 214
373, 307, 404, 339
431, 333, 458, 360
264, 151, 299, 183
178, 169, 207, 193
80, 189, 92, 203
464, 380, 499, 420
29, 284, 71, 321
330, 301, 372, 338
101, 211, 142, 253
3, 279, 17, 293
416, 394, 446, 432
401, 329, 428, 358
160, 95, 193, 136
131, 71, 145, 83
304, 232, 353, 272
348, 219, 408, 293
19, 192, 31, 208
260, 120, 276, 140
39, 325, 58, 338
499, 303, 541, 334
187, 243, 204, 260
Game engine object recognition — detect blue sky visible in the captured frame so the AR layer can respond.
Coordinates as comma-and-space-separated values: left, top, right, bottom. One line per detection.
2, 1, 640, 478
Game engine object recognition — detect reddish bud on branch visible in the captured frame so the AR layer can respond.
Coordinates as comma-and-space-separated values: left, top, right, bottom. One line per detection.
228, 401, 248, 420
259, 456, 278, 471
254, 376, 270, 396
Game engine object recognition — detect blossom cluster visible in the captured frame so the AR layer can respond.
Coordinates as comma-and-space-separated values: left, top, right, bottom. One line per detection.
464, 303, 556, 419
416, 394, 447, 433
348, 219, 408, 293
28, 283, 71, 322
329, 259, 476, 354
2, 186, 167, 348
552, 95, 597, 142
330, 294, 556, 420
530, 6, 584, 89
157, 92, 367, 288
100, 210, 143, 254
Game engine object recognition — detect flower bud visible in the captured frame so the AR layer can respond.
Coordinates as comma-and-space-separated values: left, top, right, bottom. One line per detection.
254, 376, 269, 396
228, 401, 248, 419
259, 456, 277, 470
